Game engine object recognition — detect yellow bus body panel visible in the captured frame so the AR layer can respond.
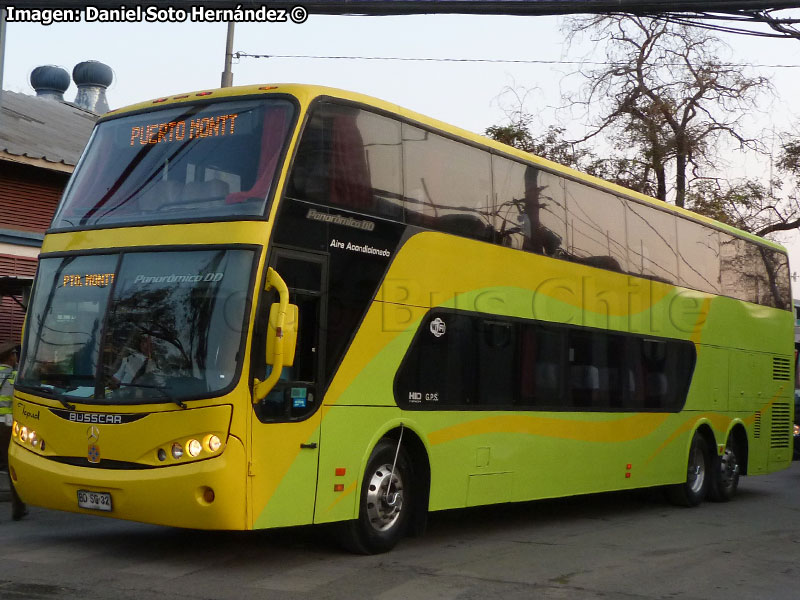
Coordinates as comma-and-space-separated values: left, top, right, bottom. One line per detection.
10, 83, 793, 532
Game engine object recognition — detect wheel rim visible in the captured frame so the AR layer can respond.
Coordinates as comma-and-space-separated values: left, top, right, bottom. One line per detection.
688, 443, 706, 494
365, 463, 404, 532
718, 447, 740, 490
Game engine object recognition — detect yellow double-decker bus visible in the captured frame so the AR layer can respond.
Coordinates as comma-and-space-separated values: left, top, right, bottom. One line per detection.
9, 84, 794, 553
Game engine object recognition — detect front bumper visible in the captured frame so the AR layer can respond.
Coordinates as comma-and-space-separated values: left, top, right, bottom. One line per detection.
9, 435, 248, 529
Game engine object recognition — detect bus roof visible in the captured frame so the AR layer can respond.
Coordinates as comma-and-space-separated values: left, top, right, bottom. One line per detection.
105, 82, 786, 253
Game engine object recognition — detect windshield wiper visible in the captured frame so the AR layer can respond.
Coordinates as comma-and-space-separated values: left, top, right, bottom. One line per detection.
115, 382, 187, 409
56, 394, 77, 411
19, 383, 76, 410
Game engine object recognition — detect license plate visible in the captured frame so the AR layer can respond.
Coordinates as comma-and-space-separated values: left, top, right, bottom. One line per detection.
77, 490, 112, 512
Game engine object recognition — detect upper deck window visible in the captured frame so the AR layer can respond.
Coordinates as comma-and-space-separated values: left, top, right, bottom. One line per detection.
51, 99, 295, 229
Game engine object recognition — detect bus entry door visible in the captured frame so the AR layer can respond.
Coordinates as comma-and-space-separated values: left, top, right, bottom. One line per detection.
250, 249, 327, 529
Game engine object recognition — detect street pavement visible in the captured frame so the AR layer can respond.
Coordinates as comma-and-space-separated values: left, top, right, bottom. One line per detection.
1, 463, 799, 599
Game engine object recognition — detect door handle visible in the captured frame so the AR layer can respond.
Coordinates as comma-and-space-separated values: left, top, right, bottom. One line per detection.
300, 442, 318, 449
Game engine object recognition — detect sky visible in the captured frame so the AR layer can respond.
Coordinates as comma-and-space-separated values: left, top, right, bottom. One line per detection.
4, 8, 800, 290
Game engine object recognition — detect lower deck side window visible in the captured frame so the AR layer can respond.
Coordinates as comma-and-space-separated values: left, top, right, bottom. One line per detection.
394, 309, 695, 412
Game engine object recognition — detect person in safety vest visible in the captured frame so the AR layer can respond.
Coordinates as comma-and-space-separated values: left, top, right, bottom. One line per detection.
0, 340, 18, 467
0, 340, 26, 519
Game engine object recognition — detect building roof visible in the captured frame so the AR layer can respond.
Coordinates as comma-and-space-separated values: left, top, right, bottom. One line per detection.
0, 90, 98, 172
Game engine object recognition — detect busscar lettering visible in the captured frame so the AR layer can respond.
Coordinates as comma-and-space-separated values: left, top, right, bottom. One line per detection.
68, 412, 123, 424
130, 114, 238, 146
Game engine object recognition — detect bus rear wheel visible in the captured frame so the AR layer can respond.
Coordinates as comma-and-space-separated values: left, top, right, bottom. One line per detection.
667, 431, 710, 507
709, 437, 741, 502
339, 438, 413, 554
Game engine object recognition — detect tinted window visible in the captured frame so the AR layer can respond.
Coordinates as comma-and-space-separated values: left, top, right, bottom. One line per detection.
761, 247, 792, 310
564, 182, 627, 272
18, 249, 254, 403
567, 328, 626, 408
492, 157, 566, 255
478, 319, 518, 405
403, 124, 493, 241
395, 312, 477, 407
677, 219, 720, 294
287, 103, 403, 220
53, 100, 295, 229
519, 325, 565, 407
722, 234, 792, 309
395, 310, 695, 413
627, 203, 678, 283
18, 255, 117, 392
636, 338, 695, 410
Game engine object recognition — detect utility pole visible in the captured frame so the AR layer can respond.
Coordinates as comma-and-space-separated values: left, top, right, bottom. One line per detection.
221, 22, 235, 87
0, 8, 7, 104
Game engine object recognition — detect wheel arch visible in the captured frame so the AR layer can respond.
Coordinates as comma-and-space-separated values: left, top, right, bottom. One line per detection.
375, 422, 431, 537
691, 420, 717, 457
726, 421, 749, 476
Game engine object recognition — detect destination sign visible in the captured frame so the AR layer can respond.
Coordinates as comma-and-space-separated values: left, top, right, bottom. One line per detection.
63, 273, 115, 288
129, 113, 239, 146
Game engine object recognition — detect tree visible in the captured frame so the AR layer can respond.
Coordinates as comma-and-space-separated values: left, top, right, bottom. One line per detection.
562, 15, 773, 208
484, 15, 800, 240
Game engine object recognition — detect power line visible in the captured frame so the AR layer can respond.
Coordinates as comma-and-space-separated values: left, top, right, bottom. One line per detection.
233, 51, 800, 69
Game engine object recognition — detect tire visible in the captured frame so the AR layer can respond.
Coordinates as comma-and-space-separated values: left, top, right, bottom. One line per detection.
709, 437, 741, 502
339, 438, 413, 554
9, 474, 27, 521
667, 432, 710, 507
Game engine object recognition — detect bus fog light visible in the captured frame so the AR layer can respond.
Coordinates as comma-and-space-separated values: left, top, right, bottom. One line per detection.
171, 442, 184, 460
186, 439, 202, 457
205, 434, 221, 453
203, 487, 215, 503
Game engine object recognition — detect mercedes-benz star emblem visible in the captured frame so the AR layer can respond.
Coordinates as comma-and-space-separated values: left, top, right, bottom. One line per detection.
87, 425, 100, 443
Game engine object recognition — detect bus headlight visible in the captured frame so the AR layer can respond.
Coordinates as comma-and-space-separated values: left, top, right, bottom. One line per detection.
20, 426, 28, 443
171, 442, 184, 460
186, 439, 202, 458
13, 421, 19, 437
205, 434, 221, 453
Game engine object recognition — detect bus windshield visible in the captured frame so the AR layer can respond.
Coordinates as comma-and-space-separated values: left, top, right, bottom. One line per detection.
17, 248, 254, 404
51, 98, 295, 229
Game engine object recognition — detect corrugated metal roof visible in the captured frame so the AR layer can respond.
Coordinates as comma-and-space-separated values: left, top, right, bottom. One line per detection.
0, 90, 98, 167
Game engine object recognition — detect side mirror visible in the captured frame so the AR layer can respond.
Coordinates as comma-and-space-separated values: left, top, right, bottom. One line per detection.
267, 302, 298, 367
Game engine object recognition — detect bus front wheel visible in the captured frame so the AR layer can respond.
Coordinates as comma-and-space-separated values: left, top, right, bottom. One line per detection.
667, 432, 710, 507
339, 438, 413, 554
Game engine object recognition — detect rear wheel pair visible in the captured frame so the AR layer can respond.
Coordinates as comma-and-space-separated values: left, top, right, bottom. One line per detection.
668, 431, 741, 506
